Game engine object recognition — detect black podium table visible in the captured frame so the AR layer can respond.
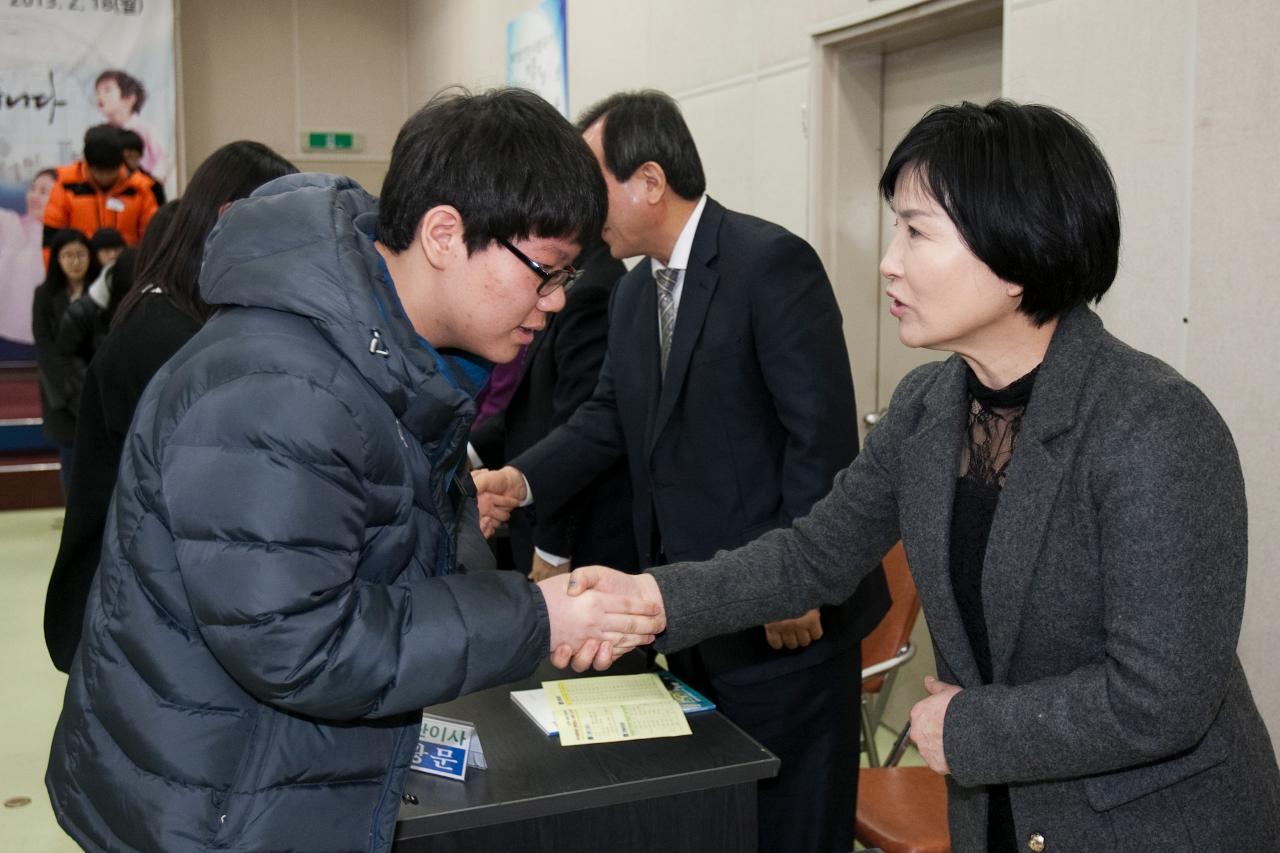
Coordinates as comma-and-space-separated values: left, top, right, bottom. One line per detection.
393, 656, 779, 853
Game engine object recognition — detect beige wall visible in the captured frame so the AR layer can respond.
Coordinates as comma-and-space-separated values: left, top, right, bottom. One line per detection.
1186, 3, 1280, 736
176, 0, 408, 194
405, 0, 893, 236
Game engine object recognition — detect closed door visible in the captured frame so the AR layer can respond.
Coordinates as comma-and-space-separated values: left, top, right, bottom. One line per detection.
873, 25, 1003, 418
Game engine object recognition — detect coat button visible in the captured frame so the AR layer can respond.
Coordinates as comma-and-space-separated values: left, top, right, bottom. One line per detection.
1027, 832, 1045, 852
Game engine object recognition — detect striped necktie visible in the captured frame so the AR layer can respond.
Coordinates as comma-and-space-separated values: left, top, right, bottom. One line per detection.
655, 266, 679, 377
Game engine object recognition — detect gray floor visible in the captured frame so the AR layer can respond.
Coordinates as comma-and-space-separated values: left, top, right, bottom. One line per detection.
2, 508, 79, 852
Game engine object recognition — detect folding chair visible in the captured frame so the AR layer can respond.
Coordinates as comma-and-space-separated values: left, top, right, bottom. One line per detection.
854, 543, 950, 853
860, 541, 921, 766
855, 725, 951, 853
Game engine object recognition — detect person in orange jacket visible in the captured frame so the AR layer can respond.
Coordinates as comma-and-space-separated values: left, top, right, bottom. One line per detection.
43, 125, 158, 263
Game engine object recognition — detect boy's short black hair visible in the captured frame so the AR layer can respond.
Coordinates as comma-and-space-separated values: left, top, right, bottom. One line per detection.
576, 90, 706, 201
879, 99, 1120, 325
376, 88, 606, 255
90, 227, 126, 253
118, 129, 144, 154
83, 124, 124, 170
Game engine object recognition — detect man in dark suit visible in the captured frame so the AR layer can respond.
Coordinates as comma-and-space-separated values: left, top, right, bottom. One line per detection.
475, 90, 890, 853
471, 238, 637, 578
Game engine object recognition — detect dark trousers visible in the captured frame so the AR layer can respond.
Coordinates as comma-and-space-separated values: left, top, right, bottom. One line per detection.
667, 642, 861, 853
58, 443, 74, 499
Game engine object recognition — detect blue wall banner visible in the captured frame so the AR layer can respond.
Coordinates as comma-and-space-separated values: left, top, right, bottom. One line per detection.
506, 0, 568, 118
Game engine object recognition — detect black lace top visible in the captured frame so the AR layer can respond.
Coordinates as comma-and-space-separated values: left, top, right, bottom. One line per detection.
948, 361, 1038, 853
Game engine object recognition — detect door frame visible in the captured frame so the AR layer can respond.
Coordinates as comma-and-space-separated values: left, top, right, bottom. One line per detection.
807, 0, 1003, 427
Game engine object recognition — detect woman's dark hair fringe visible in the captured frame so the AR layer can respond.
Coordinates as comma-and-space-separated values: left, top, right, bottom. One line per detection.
46, 229, 100, 294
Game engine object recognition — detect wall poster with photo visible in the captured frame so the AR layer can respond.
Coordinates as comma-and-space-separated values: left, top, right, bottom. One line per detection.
0, 0, 174, 361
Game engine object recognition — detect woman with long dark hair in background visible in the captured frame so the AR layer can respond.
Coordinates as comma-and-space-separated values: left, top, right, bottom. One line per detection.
32, 229, 101, 495
44, 140, 297, 672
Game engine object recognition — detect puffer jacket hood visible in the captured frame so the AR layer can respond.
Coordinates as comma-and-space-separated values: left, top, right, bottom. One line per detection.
46, 173, 550, 853
202, 172, 482, 443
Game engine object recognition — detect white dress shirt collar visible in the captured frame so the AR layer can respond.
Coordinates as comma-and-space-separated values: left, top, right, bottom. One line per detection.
650, 194, 707, 277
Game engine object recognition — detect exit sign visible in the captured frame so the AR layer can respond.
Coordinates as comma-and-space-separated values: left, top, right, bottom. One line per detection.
302, 131, 363, 153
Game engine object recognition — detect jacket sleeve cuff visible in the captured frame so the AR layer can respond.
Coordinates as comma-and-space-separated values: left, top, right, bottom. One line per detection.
940, 684, 1008, 787
434, 570, 550, 696
534, 547, 570, 567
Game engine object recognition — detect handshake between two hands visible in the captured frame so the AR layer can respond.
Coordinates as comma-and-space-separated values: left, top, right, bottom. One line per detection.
471, 466, 668, 672
472, 466, 827, 671
535, 567, 667, 672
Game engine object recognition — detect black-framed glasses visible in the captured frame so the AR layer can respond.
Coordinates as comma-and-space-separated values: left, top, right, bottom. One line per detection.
497, 237, 582, 297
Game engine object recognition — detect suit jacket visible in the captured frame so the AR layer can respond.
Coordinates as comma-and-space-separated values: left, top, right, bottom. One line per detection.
472, 241, 637, 571
649, 306, 1280, 852
516, 197, 890, 680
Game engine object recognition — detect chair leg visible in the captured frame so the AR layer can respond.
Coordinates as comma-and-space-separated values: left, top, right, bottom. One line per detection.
869, 668, 899, 730
861, 695, 881, 767
885, 721, 913, 767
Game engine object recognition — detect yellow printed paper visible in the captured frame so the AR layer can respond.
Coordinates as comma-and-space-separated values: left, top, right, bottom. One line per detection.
545, 673, 671, 708
542, 674, 693, 746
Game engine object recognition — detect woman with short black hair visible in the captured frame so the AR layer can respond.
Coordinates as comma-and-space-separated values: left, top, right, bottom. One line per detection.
563, 99, 1280, 852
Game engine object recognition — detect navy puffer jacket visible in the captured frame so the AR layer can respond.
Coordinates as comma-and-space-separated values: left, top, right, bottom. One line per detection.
46, 174, 550, 852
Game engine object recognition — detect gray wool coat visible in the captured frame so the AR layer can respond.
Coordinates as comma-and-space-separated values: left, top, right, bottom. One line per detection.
651, 306, 1280, 853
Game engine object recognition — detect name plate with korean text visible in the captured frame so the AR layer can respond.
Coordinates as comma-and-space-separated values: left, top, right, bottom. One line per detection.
410, 713, 485, 781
